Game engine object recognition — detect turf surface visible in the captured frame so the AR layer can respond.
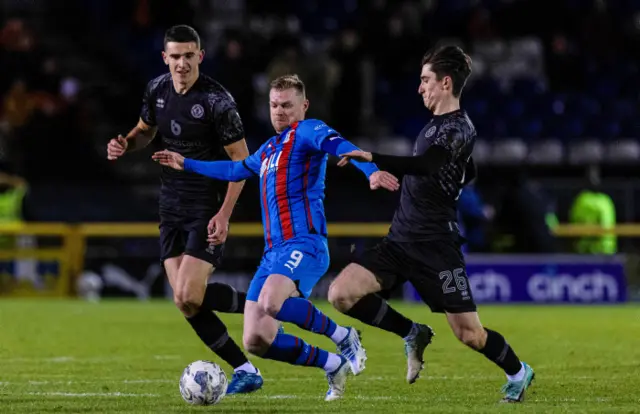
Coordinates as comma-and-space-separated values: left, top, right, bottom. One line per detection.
1, 300, 638, 413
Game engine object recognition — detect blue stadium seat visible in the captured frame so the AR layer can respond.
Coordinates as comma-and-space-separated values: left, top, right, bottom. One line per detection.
568, 94, 602, 118
468, 76, 502, 98
502, 97, 527, 119
608, 99, 637, 121
515, 118, 544, 140
511, 77, 545, 98
591, 77, 621, 100
553, 117, 585, 139
588, 118, 622, 140
475, 117, 507, 140
465, 97, 490, 119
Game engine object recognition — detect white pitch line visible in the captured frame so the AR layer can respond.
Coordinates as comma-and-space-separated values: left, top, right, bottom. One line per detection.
1, 374, 628, 387
26, 392, 161, 397
242, 395, 632, 403
1, 355, 180, 363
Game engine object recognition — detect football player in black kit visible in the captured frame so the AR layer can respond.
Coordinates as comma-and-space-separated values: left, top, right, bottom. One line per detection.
107, 25, 263, 394
328, 45, 535, 403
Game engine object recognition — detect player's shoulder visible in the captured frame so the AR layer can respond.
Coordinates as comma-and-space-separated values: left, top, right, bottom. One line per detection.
456, 110, 476, 135
145, 73, 172, 94
435, 109, 476, 141
194, 74, 238, 113
296, 119, 336, 136
197, 74, 234, 100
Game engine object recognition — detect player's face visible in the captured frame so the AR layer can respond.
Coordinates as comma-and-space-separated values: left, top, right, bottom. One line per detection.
269, 88, 309, 133
418, 64, 450, 112
162, 41, 203, 85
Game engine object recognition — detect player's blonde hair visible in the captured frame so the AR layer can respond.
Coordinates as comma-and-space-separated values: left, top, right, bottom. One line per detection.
270, 74, 306, 98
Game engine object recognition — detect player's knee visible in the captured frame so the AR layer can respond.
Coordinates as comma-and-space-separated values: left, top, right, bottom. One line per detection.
243, 332, 270, 356
328, 280, 357, 312
259, 295, 284, 319
174, 288, 204, 317
454, 326, 485, 350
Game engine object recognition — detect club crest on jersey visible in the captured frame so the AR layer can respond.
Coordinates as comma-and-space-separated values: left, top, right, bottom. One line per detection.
425, 126, 437, 137
191, 104, 204, 119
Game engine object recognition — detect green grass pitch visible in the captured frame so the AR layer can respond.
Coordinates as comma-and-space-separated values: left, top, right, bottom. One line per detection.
1, 300, 639, 413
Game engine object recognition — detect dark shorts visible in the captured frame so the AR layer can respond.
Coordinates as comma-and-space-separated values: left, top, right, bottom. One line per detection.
159, 216, 224, 267
354, 237, 477, 314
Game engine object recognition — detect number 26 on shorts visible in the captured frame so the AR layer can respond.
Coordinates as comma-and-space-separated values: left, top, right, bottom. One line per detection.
284, 250, 304, 273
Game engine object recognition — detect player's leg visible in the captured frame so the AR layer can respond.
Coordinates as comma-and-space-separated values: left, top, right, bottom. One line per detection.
262, 236, 366, 375
201, 282, 246, 314
243, 279, 350, 401
169, 255, 258, 371
161, 223, 261, 394
446, 312, 534, 402
328, 240, 434, 382
415, 239, 534, 402
185, 220, 246, 315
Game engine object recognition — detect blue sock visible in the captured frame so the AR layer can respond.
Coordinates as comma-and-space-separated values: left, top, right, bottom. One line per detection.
276, 297, 338, 337
263, 332, 329, 369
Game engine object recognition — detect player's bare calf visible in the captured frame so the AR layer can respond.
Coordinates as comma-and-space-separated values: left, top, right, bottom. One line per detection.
329, 263, 433, 383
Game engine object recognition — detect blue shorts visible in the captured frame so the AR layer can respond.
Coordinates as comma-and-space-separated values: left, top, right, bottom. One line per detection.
247, 234, 329, 302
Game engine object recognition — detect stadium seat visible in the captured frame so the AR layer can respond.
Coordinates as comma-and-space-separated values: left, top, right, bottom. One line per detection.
567, 139, 604, 164
527, 138, 564, 165
503, 98, 527, 119
472, 138, 491, 165
605, 139, 640, 164
511, 76, 546, 98
490, 138, 528, 164
553, 117, 585, 140
608, 99, 637, 121
514, 117, 544, 140
569, 94, 602, 118
588, 118, 622, 141
591, 77, 621, 100
376, 136, 413, 156
465, 97, 490, 119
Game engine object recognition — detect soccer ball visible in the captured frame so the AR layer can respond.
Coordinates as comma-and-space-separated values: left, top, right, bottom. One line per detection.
179, 360, 228, 405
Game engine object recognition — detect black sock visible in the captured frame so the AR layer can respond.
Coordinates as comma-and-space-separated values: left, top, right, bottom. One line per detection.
200, 283, 246, 314
479, 328, 522, 375
186, 310, 248, 369
345, 294, 414, 338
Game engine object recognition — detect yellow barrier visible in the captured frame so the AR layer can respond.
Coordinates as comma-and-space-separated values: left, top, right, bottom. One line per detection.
0, 222, 638, 297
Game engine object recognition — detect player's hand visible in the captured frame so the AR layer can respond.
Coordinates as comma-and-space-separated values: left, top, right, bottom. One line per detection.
207, 212, 229, 245
152, 150, 185, 170
107, 135, 128, 160
337, 150, 373, 166
369, 171, 400, 191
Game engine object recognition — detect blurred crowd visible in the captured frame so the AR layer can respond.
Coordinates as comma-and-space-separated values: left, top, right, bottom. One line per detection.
0, 0, 637, 252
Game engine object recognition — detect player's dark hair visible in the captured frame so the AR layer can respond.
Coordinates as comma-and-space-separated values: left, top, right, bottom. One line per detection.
270, 74, 306, 98
421, 45, 472, 98
164, 25, 201, 49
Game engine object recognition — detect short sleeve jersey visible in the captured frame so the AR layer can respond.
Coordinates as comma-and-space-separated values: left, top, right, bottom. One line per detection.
140, 73, 245, 218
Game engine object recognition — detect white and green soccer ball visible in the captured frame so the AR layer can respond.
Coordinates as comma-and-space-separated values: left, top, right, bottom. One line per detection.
179, 360, 228, 405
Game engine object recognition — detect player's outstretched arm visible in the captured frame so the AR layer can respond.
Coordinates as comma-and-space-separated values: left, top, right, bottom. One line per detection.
151, 150, 256, 182
107, 119, 157, 160
320, 136, 399, 191
338, 146, 449, 177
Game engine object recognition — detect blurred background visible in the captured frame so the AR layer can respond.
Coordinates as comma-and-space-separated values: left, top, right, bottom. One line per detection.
0, 0, 638, 303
